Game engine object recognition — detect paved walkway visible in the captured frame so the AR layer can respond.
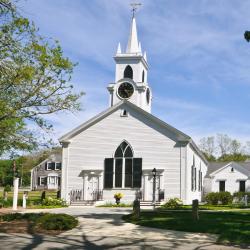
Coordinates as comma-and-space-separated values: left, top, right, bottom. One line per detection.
0, 207, 248, 249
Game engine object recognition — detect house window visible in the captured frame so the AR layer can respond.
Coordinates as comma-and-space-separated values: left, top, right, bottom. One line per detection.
47, 162, 55, 170
55, 162, 61, 170
104, 141, 142, 188
124, 65, 133, 79
239, 181, 245, 192
39, 177, 47, 185
219, 181, 225, 192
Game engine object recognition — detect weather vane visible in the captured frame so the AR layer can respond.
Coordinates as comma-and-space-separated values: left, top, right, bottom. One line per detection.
130, 2, 142, 18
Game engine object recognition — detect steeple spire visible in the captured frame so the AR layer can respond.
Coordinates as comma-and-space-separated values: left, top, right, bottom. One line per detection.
126, 17, 140, 54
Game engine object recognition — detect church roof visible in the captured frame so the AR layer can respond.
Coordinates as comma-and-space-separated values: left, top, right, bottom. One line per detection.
205, 161, 250, 177
59, 100, 207, 164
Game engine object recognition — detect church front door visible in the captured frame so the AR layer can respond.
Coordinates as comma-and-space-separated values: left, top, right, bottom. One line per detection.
87, 176, 99, 200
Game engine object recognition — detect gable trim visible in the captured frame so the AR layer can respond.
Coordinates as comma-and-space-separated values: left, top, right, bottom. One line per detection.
210, 162, 250, 177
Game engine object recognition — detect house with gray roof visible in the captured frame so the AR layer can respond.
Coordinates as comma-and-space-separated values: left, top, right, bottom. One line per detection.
204, 161, 250, 195
30, 154, 62, 190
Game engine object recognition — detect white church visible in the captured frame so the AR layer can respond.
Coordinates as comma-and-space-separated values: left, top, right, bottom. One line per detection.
59, 16, 208, 205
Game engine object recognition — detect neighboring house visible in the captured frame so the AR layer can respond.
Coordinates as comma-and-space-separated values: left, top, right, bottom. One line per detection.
204, 162, 250, 195
59, 16, 208, 205
30, 154, 62, 190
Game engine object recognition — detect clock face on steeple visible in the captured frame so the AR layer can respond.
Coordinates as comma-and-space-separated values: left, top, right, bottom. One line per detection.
118, 82, 134, 99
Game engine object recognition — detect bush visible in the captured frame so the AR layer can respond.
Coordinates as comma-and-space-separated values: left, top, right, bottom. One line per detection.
205, 192, 219, 205
218, 192, 233, 205
163, 198, 182, 209
41, 197, 66, 207
37, 213, 78, 230
233, 192, 250, 203
41, 191, 46, 200
205, 192, 233, 205
4, 185, 11, 192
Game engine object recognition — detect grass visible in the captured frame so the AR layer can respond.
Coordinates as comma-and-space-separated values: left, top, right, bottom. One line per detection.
123, 210, 250, 244
0, 190, 57, 200
0, 190, 62, 208
159, 204, 250, 211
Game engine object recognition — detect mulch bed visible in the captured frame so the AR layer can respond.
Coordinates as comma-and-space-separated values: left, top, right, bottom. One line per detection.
0, 219, 63, 235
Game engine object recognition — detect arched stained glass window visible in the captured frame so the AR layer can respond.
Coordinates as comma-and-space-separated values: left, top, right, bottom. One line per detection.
114, 141, 133, 158
124, 65, 133, 79
104, 141, 142, 189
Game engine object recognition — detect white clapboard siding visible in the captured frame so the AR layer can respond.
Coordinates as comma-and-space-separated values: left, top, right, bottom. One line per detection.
186, 144, 208, 203
64, 105, 181, 201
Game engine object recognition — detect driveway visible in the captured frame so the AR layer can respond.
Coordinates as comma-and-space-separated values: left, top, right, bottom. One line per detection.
0, 207, 247, 249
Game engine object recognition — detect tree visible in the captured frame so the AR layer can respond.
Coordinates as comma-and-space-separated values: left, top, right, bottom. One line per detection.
229, 139, 242, 155
244, 31, 250, 42
0, 1, 84, 155
216, 134, 232, 156
199, 136, 216, 157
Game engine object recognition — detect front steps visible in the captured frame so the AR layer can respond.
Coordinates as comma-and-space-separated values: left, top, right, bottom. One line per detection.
140, 201, 162, 207
70, 200, 96, 206
70, 200, 163, 207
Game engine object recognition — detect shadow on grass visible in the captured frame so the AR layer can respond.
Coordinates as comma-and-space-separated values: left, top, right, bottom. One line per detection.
123, 210, 250, 246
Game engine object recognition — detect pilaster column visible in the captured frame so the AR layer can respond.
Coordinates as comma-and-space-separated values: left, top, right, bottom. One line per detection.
144, 174, 149, 201
83, 175, 88, 200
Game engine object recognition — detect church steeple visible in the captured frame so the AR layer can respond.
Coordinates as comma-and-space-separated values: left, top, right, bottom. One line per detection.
126, 17, 141, 54
107, 11, 152, 113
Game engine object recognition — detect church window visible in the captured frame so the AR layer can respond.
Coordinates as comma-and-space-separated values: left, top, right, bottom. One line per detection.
124, 65, 133, 79
115, 159, 123, 187
104, 141, 142, 188
191, 156, 195, 191
142, 70, 145, 82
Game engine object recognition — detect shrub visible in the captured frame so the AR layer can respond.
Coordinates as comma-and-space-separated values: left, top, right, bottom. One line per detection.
41, 191, 46, 200
4, 185, 11, 192
233, 192, 250, 203
37, 213, 78, 230
205, 192, 219, 205
218, 192, 233, 205
205, 192, 233, 205
163, 198, 182, 209
41, 197, 66, 207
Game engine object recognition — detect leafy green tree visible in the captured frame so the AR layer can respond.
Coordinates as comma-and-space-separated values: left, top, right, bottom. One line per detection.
244, 31, 250, 42
0, 0, 84, 155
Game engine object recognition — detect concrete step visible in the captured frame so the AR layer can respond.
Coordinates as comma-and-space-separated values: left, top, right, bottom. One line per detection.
70, 200, 96, 206
140, 201, 162, 206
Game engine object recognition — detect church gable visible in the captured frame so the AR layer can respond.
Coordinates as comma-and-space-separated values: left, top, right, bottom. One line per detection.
59, 101, 190, 145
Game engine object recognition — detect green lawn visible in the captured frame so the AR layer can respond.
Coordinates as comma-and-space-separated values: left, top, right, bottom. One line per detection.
0, 190, 57, 200
159, 204, 250, 211
0, 190, 59, 208
123, 211, 250, 244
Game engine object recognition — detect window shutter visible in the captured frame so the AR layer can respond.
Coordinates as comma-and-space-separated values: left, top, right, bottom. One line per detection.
104, 158, 113, 188
45, 162, 47, 170
133, 158, 142, 188
191, 166, 194, 191
194, 168, 197, 191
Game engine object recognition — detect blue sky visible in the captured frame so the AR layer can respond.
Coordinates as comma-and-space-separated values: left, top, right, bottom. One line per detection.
19, 0, 250, 144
